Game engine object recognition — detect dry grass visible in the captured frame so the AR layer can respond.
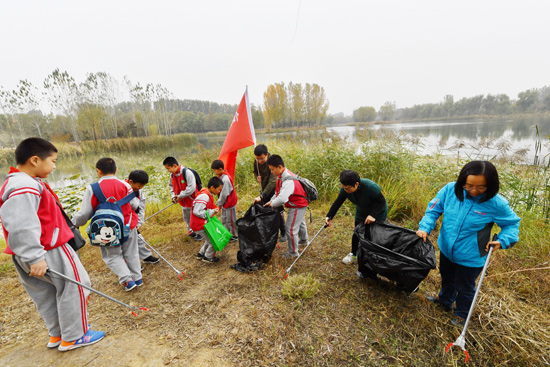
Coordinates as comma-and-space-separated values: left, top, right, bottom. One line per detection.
1, 204, 549, 366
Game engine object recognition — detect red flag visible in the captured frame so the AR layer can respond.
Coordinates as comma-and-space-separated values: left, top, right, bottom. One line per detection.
218, 87, 256, 178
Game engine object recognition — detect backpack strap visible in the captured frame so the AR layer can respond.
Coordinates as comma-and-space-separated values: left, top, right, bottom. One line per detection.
117, 192, 136, 207
182, 167, 189, 184
91, 182, 107, 203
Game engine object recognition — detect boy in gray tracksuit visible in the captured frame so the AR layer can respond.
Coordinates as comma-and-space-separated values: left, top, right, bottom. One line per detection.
211, 159, 238, 241
0, 138, 104, 352
190, 177, 223, 263
263, 154, 309, 259
163, 156, 203, 241
73, 158, 142, 291
126, 170, 159, 264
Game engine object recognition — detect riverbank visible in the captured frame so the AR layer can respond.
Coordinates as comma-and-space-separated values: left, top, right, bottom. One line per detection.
1, 133, 549, 366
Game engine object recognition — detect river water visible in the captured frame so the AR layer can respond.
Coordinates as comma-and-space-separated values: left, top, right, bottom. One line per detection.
1, 118, 548, 188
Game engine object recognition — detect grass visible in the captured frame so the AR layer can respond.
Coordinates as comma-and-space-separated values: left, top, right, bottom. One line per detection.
0, 130, 549, 366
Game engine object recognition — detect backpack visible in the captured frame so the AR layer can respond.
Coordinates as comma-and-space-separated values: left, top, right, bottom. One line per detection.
86, 182, 135, 247
283, 175, 318, 203
183, 167, 203, 191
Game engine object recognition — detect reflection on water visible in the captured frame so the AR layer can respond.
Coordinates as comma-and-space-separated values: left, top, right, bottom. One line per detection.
328, 117, 550, 164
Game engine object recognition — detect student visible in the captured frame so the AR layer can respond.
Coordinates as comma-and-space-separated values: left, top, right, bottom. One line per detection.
325, 170, 388, 273
190, 176, 223, 263
163, 156, 203, 241
263, 154, 308, 258
0, 138, 104, 351
126, 170, 159, 264
253, 144, 286, 242
211, 159, 238, 241
73, 158, 142, 291
417, 161, 520, 326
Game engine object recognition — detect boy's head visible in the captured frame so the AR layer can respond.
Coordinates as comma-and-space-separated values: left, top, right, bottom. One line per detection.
211, 159, 225, 176
207, 176, 223, 195
340, 170, 360, 193
96, 157, 117, 176
128, 170, 149, 191
163, 156, 179, 174
266, 154, 285, 177
15, 137, 58, 178
254, 144, 269, 165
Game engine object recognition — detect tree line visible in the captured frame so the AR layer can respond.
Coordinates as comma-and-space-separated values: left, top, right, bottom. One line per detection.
351, 86, 550, 123
0, 69, 267, 147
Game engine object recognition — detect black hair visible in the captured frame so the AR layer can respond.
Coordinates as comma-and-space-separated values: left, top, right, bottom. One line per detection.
128, 170, 149, 184
254, 144, 269, 156
211, 159, 225, 170
207, 176, 223, 189
266, 154, 284, 167
340, 170, 361, 186
15, 137, 58, 165
163, 156, 179, 166
454, 160, 499, 203
96, 157, 117, 174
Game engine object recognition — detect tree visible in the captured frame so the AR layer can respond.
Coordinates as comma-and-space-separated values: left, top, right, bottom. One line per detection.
304, 83, 329, 126
353, 106, 376, 122
517, 89, 539, 112
288, 82, 305, 126
43, 69, 81, 142
262, 83, 287, 129
379, 101, 396, 121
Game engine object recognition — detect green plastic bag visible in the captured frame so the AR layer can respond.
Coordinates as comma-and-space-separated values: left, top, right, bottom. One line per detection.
204, 211, 232, 252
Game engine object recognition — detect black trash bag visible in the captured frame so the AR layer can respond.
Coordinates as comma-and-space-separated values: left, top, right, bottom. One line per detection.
231, 204, 282, 272
355, 221, 437, 293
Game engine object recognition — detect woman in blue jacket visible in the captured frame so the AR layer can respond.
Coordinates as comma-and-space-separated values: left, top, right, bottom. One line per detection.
416, 161, 520, 325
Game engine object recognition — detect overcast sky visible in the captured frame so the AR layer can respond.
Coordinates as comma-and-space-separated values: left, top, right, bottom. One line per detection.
1, 0, 549, 115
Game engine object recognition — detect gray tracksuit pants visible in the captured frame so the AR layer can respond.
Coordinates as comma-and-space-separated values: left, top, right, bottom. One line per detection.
182, 207, 192, 233
221, 206, 237, 237
13, 244, 90, 342
285, 207, 308, 254
196, 230, 215, 259
99, 228, 141, 284
137, 234, 153, 260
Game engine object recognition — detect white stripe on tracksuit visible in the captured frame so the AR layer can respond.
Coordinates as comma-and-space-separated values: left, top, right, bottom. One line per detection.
13, 244, 90, 342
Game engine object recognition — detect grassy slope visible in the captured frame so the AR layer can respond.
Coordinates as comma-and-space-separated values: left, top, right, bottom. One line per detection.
1, 201, 548, 366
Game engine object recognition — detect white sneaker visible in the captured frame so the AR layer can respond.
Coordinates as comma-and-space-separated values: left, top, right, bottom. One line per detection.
342, 253, 357, 264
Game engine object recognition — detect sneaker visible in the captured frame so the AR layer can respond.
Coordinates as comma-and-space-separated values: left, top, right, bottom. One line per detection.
298, 239, 308, 245
282, 252, 299, 259
450, 316, 466, 328
124, 280, 136, 292
279, 235, 287, 243
135, 279, 143, 287
58, 330, 105, 352
342, 253, 357, 264
192, 234, 204, 241
357, 271, 378, 281
142, 255, 159, 264
426, 296, 452, 312
196, 252, 205, 260
47, 336, 61, 348
230, 236, 239, 242
202, 256, 220, 263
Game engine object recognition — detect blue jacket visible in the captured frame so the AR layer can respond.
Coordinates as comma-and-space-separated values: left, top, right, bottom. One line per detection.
419, 182, 520, 267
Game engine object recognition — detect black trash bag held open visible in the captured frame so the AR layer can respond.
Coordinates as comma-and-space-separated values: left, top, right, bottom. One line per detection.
232, 204, 282, 272
355, 221, 437, 293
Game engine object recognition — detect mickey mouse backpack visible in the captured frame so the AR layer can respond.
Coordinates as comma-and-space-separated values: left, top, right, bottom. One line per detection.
86, 182, 135, 247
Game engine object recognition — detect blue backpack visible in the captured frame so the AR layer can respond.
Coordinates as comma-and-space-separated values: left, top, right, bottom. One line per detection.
86, 182, 135, 247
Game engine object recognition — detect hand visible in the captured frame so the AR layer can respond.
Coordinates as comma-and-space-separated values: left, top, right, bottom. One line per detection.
254, 196, 262, 203
325, 217, 332, 227
364, 215, 375, 224
263, 201, 272, 207
172, 197, 178, 204
29, 259, 48, 277
136, 226, 141, 231
256, 175, 262, 184
416, 230, 428, 242
214, 208, 220, 213
486, 240, 501, 252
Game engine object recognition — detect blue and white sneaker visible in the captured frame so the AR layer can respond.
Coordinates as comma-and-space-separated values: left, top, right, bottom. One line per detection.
124, 280, 136, 291
58, 330, 105, 351
135, 279, 143, 287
